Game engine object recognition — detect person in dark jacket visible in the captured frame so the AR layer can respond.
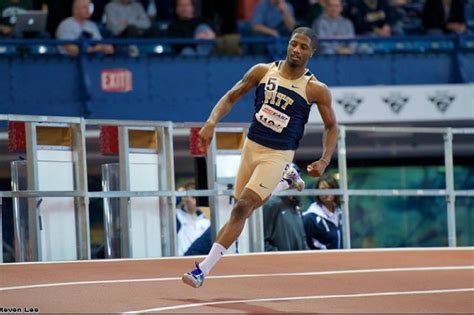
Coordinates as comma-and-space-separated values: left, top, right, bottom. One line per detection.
345, 0, 395, 36
303, 173, 342, 250
167, 0, 215, 55
263, 195, 308, 251
422, 0, 466, 34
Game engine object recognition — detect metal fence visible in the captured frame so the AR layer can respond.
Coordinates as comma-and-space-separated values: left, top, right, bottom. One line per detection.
0, 114, 473, 262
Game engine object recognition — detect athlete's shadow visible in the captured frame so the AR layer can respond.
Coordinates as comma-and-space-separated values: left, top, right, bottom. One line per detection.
165, 298, 284, 313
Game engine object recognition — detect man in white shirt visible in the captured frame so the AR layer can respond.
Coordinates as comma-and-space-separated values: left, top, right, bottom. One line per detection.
56, 0, 114, 56
176, 183, 211, 256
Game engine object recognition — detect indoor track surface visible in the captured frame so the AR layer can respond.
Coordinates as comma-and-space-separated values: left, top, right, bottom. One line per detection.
1, 248, 473, 313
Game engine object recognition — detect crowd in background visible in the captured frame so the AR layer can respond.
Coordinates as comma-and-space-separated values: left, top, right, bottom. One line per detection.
0, 0, 473, 56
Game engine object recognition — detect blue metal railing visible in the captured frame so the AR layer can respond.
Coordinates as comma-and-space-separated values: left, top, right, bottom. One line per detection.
0, 34, 472, 56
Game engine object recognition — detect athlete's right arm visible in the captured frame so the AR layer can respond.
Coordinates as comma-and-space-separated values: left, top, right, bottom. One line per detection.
199, 63, 269, 148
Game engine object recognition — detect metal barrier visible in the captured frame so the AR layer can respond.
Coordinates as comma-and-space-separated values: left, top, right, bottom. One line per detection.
0, 114, 473, 262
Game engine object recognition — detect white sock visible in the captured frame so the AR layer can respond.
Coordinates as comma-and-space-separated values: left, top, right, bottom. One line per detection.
199, 242, 226, 276
272, 179, 290, 193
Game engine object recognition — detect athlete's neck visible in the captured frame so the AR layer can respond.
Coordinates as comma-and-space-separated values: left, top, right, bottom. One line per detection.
280, 60, 306, 80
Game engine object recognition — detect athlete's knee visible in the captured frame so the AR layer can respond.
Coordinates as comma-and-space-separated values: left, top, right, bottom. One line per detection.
231, 196, 258, 222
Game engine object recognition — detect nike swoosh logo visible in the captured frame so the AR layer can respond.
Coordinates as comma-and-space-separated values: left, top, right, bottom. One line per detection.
291, 85, 299, 88
259, 183, 269, 189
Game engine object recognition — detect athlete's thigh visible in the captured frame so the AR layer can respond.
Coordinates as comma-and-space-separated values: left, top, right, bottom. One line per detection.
245, 154, 291, 201
233, 141, 255, 199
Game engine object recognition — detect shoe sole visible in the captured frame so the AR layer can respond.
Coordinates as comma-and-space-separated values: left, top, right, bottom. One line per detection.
182, 274, 201, 288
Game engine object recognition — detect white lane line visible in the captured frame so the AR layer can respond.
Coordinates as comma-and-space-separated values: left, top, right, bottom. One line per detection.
2, 247, 473, 266
1, 266, 473, 292
125, 288, 474, 313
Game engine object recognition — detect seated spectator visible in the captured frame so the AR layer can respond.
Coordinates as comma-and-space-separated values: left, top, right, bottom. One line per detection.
184, 225, 212, 256
105, 0, 161, 37
251, 0, 296, 37
56, 0, 114, 56
422, 0, 466, 34
167, 0, 216, 55
346, 0, 395, 37
303, 174, 343, 250
0, 0, 33, 37
176, 183, 211, 256
312, 0, 356, 54
263, 195, 308, 251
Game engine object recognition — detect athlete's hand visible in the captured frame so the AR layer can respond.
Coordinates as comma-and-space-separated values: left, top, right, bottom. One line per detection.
198, 122, 215, 152
307, 159, 329, 177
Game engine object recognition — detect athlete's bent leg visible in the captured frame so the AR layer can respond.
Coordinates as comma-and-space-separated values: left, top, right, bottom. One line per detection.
215, 188, 263, 248
182, 188, 263, 288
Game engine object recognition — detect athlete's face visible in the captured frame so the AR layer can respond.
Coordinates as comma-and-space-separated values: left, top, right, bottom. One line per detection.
287, 33, 314, 67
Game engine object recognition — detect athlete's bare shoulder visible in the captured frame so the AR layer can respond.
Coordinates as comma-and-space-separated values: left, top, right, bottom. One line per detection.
227, 63, 273, 100
306, 77, 331, 106
245, 63, 272, 83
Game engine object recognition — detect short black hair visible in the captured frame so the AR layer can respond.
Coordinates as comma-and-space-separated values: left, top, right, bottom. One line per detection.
291, 27, 317, 50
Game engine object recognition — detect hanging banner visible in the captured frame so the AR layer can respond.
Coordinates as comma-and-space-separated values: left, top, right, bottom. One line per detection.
309, 84, 474, 124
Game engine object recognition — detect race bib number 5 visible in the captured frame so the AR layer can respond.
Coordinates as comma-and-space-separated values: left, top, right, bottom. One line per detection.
255, 104, 290, 133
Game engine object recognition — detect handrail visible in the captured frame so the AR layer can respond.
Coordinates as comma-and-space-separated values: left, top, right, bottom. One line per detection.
0, 34, 469, 53
0, 34, 462, 45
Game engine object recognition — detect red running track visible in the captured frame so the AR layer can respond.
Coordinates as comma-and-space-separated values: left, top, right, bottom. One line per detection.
1, 248, 473, 313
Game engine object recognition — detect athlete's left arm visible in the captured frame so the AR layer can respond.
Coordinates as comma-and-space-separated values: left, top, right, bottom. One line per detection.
306, 81, 338, 177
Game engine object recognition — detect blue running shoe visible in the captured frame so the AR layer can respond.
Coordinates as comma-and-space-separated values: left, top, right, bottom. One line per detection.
182, 262, 205, 288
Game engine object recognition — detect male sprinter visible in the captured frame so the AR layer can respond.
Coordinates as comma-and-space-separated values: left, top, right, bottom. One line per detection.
182, 27, 338, 288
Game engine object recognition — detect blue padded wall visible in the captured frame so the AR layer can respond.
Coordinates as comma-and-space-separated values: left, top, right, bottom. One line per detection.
1, 51, 472, 121
392, 54, 454, 84
1, 56, 82, 116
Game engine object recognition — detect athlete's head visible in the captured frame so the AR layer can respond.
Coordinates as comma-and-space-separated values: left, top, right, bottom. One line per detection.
286, 27, 317, 68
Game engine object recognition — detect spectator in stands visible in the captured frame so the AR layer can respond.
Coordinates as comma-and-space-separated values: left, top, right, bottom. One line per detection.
422, 0, 467, 34
176, 182, 211, 256
0, 0, 33, 37
56, 0, 114, 56
303, 174, 343, 250
263, 194, 308, 251
167, 0, 216, 55
105, 0, 161, 37
345, 0, 395, 37
185, 225, 212, 255
312, 0, 356, 54
251, 0, 296, 37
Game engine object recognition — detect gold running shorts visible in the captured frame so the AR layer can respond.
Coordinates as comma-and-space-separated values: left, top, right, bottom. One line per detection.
233, 138, 294, 201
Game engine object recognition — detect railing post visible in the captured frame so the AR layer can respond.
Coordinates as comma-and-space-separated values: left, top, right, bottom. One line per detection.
444, 128, 456, 247
118, 126, 132, 257
337, 125, 351, 249
206, 133, 219, 243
